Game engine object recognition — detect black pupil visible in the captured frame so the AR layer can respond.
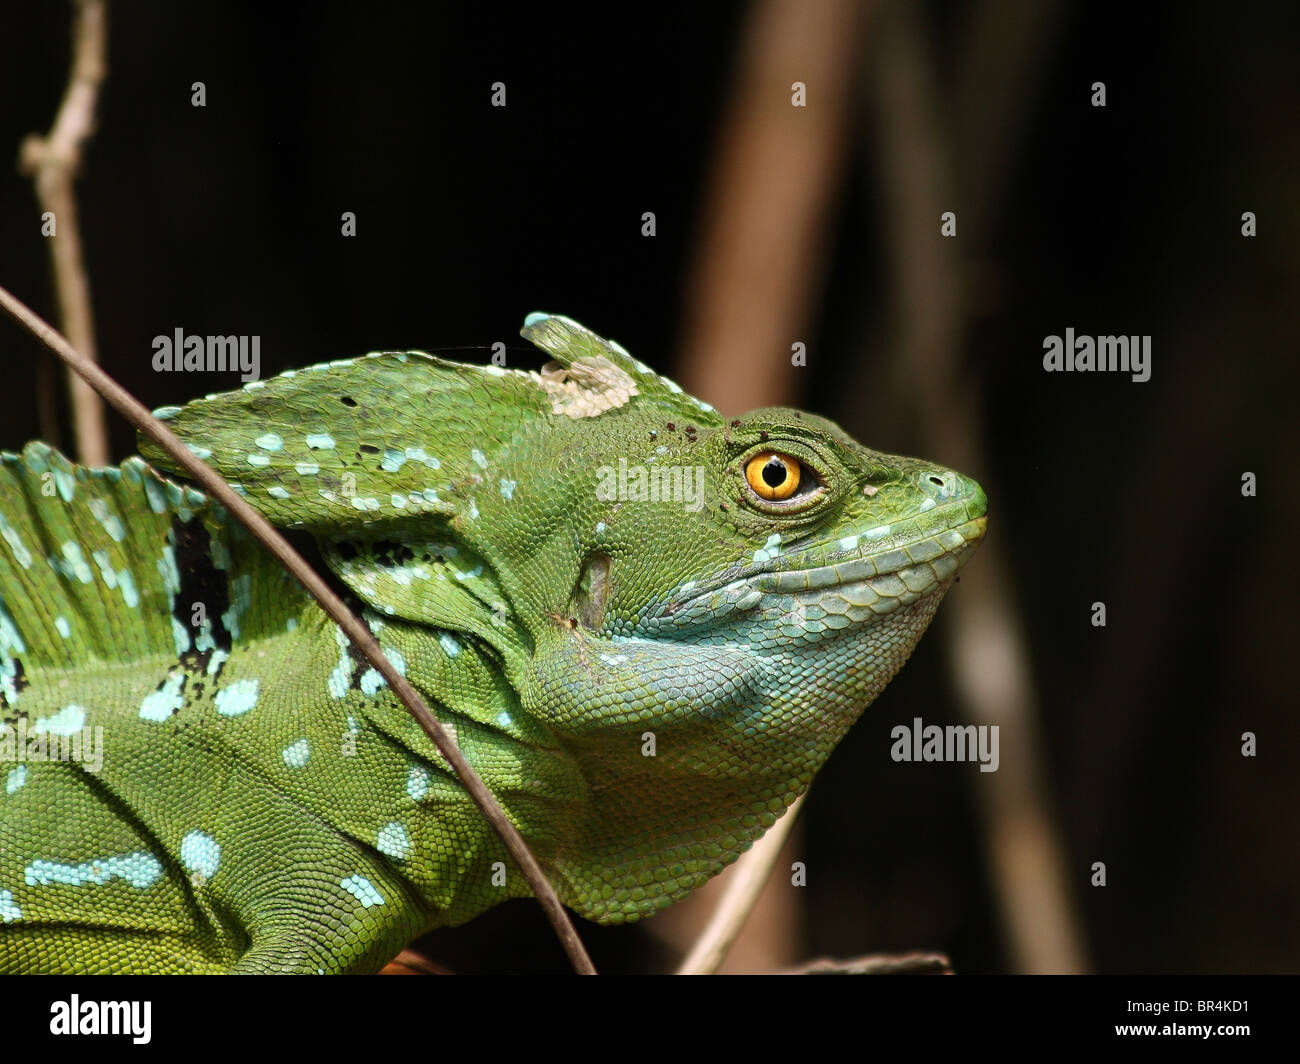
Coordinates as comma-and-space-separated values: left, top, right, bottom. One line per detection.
761, 458, 788, 488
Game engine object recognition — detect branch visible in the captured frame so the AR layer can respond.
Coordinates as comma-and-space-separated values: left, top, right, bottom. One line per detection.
675, 794, 805, 974
869, 0, 1085, 972
0, 284, 597, 976
19, 0, 110, 467
779, 951, 952, 975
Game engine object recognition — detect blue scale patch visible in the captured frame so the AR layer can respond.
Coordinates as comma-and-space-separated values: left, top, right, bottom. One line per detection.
214, 677, 259, 717
0, 888, 20, 922
376, 822, 411, 860
25, 851, 163, 890
179, 830, 221, 880
406, 765, 429, 801
282, 738, 310, 768
341, 874, 384, 908
5, 765, 27, 794
0, 513, 34, 568
33, 705, 86, 736
139, 671, 186, 722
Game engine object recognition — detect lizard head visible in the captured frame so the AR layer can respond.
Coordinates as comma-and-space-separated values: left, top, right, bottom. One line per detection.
140, 314, 985, 925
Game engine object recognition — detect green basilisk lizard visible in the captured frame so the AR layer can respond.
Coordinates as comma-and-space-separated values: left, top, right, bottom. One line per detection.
0, 314, 986, 973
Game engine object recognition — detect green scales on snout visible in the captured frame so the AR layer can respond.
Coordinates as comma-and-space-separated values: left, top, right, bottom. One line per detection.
0, 314, 986, 972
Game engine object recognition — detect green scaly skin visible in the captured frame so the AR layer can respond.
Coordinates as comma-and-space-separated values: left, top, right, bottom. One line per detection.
0, 314, 986, 973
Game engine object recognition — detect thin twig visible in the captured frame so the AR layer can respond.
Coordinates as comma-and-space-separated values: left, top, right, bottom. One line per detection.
869, 0, 1085, 972
779, 951, 952, 975
0, 285, 597, 976
669, 0, 870, 974
19, 0, 110, 467
675, 794, 805, 974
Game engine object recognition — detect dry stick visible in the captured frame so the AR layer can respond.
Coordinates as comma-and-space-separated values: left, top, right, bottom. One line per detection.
669, 0, 868, 975
871, 2, 1085, 973
0, 285, 597, 976
19, 0, 110, 467
779, 951, 951, 976
675, 794, 805, 975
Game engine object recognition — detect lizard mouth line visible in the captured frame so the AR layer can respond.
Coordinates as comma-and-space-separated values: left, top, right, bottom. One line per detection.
654, 509, 987, 623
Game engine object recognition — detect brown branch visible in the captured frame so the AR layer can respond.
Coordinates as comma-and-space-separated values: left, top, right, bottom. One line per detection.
675, 794, 805, 974
19, 0, 110, 467
0, 285, 598, 976
868, 0, 1085, 973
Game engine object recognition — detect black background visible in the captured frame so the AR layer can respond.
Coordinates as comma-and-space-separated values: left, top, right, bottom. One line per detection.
1, 1, 1296, 974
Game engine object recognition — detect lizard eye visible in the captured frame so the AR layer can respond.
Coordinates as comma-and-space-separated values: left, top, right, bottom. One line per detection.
745, 452, 802, 501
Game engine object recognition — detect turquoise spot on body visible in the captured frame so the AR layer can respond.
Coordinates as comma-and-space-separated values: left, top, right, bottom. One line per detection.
406, 765, 430, 801
142, 478, 168, 514
5, 765, 27, 794
282, 738, 310, 768
214, 677, 259, 717
305, 433, 336, 450
33, 704, 86, 736
221, 573, 251, 639
88, 498, 126, 542
376, 822, 411, 860
179, 830, 221, 880
53, 467, 76, 502
0, 514, 33, 568
327, 626, 352, 698
753, 533, 783, 564
341, 874, 384, 908
139, 671, 186, 722
25, 852, 163, 890
0, 889, 21, 923
255, 433, 284, 452
404, 447, 439, 469
171, 617, 191, 656
55, 541, 93, 584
